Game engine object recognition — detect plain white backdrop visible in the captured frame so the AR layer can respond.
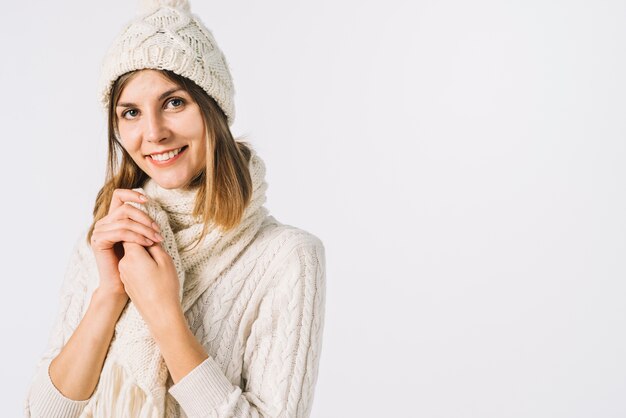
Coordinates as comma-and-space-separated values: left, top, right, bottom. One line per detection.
1, 0, 625, 416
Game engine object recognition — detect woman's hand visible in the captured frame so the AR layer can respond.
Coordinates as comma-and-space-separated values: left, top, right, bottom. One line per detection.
118, 242, 182, 328
90, 189, 164, 296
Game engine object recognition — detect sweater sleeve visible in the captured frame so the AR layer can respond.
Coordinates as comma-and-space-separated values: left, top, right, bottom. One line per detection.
168, 237, 327, 418
24, 234, 93, 418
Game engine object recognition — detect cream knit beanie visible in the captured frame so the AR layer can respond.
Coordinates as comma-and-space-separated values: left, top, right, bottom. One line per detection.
98, 0, 235, 125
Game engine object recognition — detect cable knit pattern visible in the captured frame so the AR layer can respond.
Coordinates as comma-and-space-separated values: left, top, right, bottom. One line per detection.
24, 150, 326, 418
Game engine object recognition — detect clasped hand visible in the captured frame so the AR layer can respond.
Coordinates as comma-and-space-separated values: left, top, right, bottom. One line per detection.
90, 188, 182, 329
119, 241, 182, 327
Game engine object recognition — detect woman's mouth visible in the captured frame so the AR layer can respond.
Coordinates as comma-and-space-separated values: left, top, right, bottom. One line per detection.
146, 145, 188, 166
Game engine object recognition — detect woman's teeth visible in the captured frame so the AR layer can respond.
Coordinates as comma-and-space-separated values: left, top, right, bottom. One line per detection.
150, 147, 183, 161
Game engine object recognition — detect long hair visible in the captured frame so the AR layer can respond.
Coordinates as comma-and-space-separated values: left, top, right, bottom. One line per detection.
86, 69, 254, 252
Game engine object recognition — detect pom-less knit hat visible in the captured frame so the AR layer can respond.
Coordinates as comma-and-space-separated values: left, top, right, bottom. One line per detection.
97, 0, 235, 125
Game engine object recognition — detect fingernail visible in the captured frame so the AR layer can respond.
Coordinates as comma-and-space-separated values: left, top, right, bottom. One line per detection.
140, 194, 148, 201
155, 233, 164, 241
152, 222, 161, 232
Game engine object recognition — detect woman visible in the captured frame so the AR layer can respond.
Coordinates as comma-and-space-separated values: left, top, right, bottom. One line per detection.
24, 1, 326, 417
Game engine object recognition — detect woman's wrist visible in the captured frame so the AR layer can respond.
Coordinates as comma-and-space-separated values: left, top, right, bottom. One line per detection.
93, 286, 129, 312
147, 304, 187, 340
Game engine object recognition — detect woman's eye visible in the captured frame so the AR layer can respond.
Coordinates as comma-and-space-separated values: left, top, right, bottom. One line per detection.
122, 109, 138, 119
168, 98, 184, 108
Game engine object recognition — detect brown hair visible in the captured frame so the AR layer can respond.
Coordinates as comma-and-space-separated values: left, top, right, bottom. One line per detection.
86, 69, 254, 251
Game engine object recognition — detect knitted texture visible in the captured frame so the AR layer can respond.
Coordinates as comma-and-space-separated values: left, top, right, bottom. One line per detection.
98, 0, 236, 125
24, 150, 327, 418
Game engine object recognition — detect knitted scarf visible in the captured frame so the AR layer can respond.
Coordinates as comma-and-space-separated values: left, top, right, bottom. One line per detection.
79, 150, 269, 418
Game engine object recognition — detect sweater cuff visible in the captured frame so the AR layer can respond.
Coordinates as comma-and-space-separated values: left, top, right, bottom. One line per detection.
28, 359, 90, 418
168, 356, 237, 416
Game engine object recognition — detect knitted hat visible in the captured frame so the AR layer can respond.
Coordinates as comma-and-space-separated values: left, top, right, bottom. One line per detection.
97, 0, 235, 125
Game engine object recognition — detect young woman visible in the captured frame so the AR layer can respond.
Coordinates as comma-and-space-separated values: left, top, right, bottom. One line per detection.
24, 1, 326, 417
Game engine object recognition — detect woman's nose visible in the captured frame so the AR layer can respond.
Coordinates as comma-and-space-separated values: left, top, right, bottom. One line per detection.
143, 111, 169, 143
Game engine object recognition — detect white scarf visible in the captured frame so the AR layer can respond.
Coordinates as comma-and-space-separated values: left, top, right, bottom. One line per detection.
80, 150, 269, 417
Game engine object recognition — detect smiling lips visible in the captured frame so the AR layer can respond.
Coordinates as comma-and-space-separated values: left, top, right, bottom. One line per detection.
146, 145, 188, 166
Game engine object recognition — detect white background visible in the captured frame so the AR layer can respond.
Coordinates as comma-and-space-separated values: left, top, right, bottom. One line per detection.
1, 0, 625, 417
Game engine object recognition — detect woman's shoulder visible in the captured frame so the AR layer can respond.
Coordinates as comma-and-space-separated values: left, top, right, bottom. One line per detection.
250, 216, 326, 292
64, 228, 101, 295
72, 229, 99, 272
252, 215, 325, 260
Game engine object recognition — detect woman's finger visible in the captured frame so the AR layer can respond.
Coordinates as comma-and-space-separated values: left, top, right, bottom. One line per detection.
108, 188, 148, 214
107, 203, 161, 233
95, 219, 163, 243
145, 242, 170, 266
92, 229, 155, 249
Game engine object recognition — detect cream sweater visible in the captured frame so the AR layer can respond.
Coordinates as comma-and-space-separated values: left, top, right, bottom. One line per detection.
24, 215, 326, 417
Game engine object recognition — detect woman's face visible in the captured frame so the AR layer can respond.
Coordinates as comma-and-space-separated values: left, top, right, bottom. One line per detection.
115, 69, 206, 189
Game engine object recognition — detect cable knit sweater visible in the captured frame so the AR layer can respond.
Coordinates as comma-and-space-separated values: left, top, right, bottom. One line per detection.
24, 213, 326, 417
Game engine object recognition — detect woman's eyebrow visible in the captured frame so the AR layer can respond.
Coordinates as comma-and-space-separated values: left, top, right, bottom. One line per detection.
117, 88, 185, 108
